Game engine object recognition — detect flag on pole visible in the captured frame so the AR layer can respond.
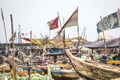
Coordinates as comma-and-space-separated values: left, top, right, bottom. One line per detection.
47, 17, 59, 30
22, 38, 41, 45
97, 10, 120, 33
22, 38, 31, 42
59, 8, 78, 34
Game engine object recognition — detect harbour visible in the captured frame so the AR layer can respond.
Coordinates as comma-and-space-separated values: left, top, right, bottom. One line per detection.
0, 0, 120, 80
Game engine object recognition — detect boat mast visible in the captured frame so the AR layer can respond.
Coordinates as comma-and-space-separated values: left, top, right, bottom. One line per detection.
77, 7, 81, 57
1, 8, 8, 51
100, 16, 107, 51
30, 30, 32, 65
63, 28, 66, 57
10, 14, 15, 57
62, 17, 66, 57
57, 12, 66, 57
10, 14, 17, 80
28, 30, 32, 80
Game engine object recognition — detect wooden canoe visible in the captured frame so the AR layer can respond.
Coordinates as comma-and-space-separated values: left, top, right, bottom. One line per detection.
65, 49, 120, 80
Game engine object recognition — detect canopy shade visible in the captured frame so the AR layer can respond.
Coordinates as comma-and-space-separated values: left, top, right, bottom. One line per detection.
81, 38, 119, 49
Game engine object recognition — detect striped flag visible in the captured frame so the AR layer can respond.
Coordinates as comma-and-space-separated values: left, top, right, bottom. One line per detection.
97, 10, 120, 33
59, 8, 78, 34
47, 17, 59, 30
22, 38, 41, 45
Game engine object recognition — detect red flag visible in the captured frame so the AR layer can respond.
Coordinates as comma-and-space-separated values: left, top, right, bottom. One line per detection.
48, 17, 59, 30
59, 8, 78, 34
22, 38, 31, 42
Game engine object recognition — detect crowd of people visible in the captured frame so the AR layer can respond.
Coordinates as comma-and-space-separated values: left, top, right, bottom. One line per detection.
79, 49, 120, 65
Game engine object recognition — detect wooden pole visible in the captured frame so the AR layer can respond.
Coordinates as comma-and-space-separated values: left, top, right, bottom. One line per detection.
77, 7, 80, 57
98, 33, 99, 41
63, 29, 66, 57
57, 12, 64, 51
100, 16, 107, 51
28, 30, 32, 80
10, 14, 17, 80
102, 31, 106, 50
57, 12, 66, 57
10, 14, 15, 58
1, 8, 8, 52
30, 30, 32, 65
62, 17, 66, 57
57, 12, 62, 28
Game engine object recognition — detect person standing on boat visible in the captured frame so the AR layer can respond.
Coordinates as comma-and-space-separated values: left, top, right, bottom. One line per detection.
101, 52, 107, 64
86, 55, 92, 61
92, 50, 101, 62
113, 52, 117, 60
38, 57, 42, 66
15, 49, 19, 57
115, 53, 120, 60
0, 55, 3, 64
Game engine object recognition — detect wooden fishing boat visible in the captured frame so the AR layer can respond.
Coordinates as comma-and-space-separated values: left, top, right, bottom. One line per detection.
0, 55, 53, 80
65, 49, 120, 80
48, 64, 80, 80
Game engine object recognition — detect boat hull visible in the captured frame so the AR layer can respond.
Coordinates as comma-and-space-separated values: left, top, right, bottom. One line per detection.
65, 49, 120, 80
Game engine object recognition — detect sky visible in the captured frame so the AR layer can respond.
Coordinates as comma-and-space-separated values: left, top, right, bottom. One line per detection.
0, 0, 120, 43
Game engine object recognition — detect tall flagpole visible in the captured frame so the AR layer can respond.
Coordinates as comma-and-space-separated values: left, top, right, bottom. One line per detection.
57, 12, 66, 57
30, 30, 32, 65
1, 8, 8, 51
10, 14, 15, 58
57, 12, 62, 28
10, 14, 17, 80
100, 16, 107, 51
28, 30, 32, 80
102, 30, 106, 50
76, 7, 81, 57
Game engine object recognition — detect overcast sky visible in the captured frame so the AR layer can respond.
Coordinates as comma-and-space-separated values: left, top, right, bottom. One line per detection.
0, 0, 120, 43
